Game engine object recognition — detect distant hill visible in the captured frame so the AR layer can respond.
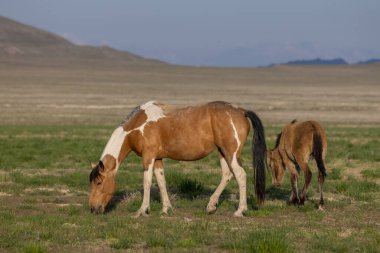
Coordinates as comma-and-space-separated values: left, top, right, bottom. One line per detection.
285, 58, 348, 65
357, 58, 380, 65
0, 15, 164, 65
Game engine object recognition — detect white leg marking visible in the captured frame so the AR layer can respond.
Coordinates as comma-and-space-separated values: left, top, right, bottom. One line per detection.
207, 157, 233, 214
231, 153, 248, 217
135, 159, 154, 217
154, 167, 172, 214
230, 118, 248, 217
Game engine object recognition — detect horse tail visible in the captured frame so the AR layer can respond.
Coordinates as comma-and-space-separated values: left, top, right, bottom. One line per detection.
245, 110, 267, 205
313, 132, 327, 177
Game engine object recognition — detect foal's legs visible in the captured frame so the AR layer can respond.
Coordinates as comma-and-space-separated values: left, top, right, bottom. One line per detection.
135, 158, 155, 217
298, 161, 312, 204
281, 153, 300, 204
153, 160, 172, 214
318, 170, 325, 210
207, 156, 234, 214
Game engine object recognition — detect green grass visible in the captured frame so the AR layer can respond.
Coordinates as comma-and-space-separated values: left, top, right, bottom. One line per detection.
362, 169, 380, 179
22, 243, 48, 253
0, 124, 379, 252
166, 170, 206, 199
329, 179, 379, 201
220, 229, 292, 253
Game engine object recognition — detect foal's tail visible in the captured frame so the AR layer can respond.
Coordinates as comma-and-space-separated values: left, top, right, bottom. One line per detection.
245, 110, 267, 205
313, 132, 327, 177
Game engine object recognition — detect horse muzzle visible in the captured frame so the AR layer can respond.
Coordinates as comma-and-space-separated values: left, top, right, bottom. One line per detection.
90, 205, 105, 214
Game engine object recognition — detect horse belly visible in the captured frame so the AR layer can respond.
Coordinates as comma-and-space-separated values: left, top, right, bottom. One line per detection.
158, 114, 216, 161
163, 134, 216, 161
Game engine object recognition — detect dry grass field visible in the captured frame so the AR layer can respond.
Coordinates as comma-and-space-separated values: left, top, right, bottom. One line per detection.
1, 60, 379, 125
0, 59, 379, 252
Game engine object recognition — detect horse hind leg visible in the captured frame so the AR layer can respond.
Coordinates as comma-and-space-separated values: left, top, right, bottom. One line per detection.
153, 160, 173, 215
228, 154, 248, 217
313, 131, 327, 210
318, 170, 325, 211
207, 156, 234, 214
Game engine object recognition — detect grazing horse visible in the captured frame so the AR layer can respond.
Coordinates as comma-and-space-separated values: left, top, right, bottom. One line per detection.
89, 101, 267, 217
267, 120, 327, 209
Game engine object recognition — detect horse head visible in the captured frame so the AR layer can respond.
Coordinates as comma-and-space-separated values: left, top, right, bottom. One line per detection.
267, 149, 285, 186
89, 155, 117, 214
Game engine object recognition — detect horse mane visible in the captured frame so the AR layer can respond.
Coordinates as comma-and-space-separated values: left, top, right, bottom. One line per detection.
274, 120, 296, 148
120, 106, 141, 125
274, 132, 282, 148
89, 164, 101, 182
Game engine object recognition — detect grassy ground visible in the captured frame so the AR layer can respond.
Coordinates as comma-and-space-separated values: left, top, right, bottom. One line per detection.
0, 124, 379, 253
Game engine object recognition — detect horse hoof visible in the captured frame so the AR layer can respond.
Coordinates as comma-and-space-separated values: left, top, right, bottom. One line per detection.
206, 204, 217, 214
318, 205, 325, 211
133, 208, 149, 218
161, 206, 173, 215
233, 211, 245, 218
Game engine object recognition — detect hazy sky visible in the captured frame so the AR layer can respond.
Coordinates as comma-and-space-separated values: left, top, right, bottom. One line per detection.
1, 0, 380, 66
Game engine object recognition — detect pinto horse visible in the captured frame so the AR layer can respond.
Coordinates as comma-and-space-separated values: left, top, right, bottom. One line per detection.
267, 120, 327, 209
89, 101, 267, 217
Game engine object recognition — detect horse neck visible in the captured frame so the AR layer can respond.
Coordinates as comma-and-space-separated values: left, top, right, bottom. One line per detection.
100, 126, 131, 173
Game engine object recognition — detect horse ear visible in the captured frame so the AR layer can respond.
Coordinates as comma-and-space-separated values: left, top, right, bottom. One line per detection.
90, 162, 97, 168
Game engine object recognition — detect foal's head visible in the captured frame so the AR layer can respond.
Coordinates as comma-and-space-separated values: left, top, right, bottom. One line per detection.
89, 157, 117, 214
267, 149, 285, 186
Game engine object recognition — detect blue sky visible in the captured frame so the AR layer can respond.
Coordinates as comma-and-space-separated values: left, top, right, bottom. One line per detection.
1, 0, 380, 66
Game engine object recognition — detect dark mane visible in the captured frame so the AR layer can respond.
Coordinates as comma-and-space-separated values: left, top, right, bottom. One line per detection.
273, 119, 295, 148
89, 164, 101, 182
120, 106, 141, 125
274, 132, 282, 148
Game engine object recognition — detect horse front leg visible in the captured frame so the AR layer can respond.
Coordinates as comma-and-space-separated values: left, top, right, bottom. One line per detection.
153, 160, 173, 215
207, 157, 233, 214
284, 161, 300, 204
298, 161, 312, 205
280, 153, 300, 205
134, 158, 155, 217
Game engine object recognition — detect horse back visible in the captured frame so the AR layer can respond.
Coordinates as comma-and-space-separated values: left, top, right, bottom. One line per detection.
282, 121, 327, 161
126, 101, 250, 161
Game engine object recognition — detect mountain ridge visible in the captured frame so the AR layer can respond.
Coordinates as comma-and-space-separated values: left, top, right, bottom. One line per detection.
1, 15, 379, 67
0, 15, 164, 65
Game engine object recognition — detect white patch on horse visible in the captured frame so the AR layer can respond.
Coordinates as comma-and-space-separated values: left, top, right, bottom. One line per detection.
231, 118, 241, 176
126, 101, 166, 136
230, 118, 241, 154
100, 101, 165, 169
141, 101, 166, 122
101, 126, 127, 162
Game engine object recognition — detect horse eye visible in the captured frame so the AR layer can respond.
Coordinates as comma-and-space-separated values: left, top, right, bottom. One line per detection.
96, 181, 102, 185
